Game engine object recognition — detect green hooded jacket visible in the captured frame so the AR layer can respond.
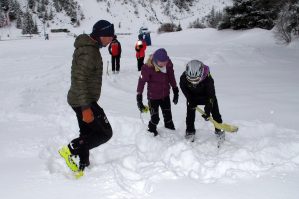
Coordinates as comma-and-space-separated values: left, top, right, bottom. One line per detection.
67, 34, 103, 108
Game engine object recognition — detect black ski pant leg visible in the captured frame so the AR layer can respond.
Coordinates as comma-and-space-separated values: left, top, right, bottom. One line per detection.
69, 103, 113, 165
137, 57, 144, 71
186, 102, 196, 132
211, 97, 222, 123
148, 99, 160, 131
160, 96, 173, 126
111, 56, 116, 72
116, 56, 120, 72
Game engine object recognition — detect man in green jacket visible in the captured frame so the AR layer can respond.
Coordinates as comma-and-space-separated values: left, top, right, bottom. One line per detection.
59, 20, 114, 175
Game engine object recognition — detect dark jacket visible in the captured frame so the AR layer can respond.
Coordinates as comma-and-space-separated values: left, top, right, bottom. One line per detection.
67, 34, 103, 108
179, 71, 216, 114
137, 56, 177, 100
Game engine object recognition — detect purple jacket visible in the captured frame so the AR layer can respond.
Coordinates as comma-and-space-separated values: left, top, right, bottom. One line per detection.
137, 58, 177, 100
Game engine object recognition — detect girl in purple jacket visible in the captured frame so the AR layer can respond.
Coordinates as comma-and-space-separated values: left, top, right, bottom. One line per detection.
136, 48, 179, 136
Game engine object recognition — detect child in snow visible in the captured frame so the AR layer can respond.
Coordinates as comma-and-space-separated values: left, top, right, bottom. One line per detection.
136, 48, 179, 136
179, 60, 224, 141
108, 35, 122, 74
135, 34, 147, 71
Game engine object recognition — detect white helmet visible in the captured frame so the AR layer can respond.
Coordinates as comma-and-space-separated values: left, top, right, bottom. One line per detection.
185, 60, 206, 84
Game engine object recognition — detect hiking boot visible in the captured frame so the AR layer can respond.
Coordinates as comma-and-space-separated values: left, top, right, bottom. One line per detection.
215, 128, 225, 140
185, 130, 195, 142
147, 128, 158, 136
165, 121, 175, 130
58, 145, 79, 172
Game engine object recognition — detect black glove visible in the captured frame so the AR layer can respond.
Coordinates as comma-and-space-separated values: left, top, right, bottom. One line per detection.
202, 113, 210, 121
136, 94, 146, 112
172, 87, 179, 105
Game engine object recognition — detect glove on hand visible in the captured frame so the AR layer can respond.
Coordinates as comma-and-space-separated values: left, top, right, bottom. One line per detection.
172, 87, 179, 105
201, 113, 210, 121
82, 107, 94, 123
137, 94, 146, 112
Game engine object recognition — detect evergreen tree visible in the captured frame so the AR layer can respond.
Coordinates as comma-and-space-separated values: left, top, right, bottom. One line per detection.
22, 11, 36, 34
53, 0, 61, 12
16, 12, 22, 28
274, 0, 299, 43
0, 0, 10, 12
0, 7, 6, 27
177, 23, 182, 31
49, 8, 53, 20
219, 0, 285, 30
27, 0, 36, 10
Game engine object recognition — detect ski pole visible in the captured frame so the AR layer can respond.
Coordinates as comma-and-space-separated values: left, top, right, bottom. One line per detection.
106, 61, 109, 76
196, 106, 238, 133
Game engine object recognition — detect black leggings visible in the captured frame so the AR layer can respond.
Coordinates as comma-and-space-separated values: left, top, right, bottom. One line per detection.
148, 96, 173, 131
186, 97, 222, 132
111, 56, 120, 72
137, 57, 144, 71
68, 102, 113, 164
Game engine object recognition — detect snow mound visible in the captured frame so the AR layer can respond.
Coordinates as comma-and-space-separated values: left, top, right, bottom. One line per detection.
45, 115, 299, 195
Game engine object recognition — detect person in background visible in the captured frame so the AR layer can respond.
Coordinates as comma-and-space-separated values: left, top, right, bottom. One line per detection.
108, 35, 122, 74
135, 34, 147, 71
136, 48, 179, 136
58, 20, 114, 175
179, 60, 224, 141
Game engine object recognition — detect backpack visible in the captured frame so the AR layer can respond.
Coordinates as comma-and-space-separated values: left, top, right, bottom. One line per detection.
111, 42, 120, 56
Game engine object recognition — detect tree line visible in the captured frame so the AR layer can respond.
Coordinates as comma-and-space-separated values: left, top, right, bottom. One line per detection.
0, 0, 83, 35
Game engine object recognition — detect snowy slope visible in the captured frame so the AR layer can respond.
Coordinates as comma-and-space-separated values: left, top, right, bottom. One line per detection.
0, 28, 299, 199
0, 0, 232, 39
71, 0, 232, 34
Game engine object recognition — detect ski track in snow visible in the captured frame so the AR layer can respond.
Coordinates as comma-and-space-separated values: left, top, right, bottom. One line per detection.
1, 30, 299, 198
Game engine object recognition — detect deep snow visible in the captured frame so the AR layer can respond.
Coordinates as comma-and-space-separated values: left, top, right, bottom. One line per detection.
0, 28, 299, 199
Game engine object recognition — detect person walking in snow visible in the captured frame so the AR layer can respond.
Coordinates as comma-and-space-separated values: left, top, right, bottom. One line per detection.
59, 20, 114, 174
179, 60, 223, 141
136, 48, 179, 136
108, 35, 122, 74
135, 34, 147, 71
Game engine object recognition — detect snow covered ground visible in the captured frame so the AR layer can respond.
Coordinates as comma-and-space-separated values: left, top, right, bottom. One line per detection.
0, 28, 299, 199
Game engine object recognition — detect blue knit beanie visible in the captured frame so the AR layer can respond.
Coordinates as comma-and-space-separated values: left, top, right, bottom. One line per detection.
91, 20, 115, 37
153, 48, 169, 63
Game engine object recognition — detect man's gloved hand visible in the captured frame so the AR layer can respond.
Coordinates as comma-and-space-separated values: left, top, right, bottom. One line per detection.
137, 94, 148, 113
202, 113, 210, 121
172, 87, 179, 105
82, 107, 94, 123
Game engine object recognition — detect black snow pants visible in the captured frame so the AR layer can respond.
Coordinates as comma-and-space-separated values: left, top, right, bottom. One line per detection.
111, 56, 120, 72
68, 102, 113, 165
137, 57, 145, 71
186, 97, 222, 132
148, 96, 174, 131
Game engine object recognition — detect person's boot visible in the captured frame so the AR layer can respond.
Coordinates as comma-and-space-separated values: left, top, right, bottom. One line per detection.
165, 120, 175, 130
215, 128, 225, 139
185, 129, 196, 142
215, 128, 225, 148
148, 122, 158, 136
58, 145, 79, 172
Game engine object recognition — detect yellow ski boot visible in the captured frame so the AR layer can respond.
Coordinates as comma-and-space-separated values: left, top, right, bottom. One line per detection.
58, 146, 79, 172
